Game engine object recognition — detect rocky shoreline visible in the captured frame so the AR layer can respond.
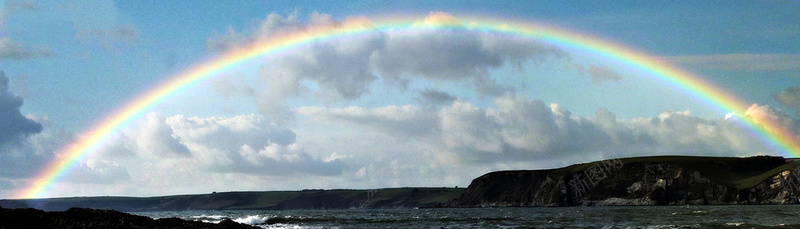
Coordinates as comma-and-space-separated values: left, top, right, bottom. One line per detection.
0, 206, 258, 229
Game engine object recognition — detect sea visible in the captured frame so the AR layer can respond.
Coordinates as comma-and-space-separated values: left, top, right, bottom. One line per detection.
131, 205, 800, 228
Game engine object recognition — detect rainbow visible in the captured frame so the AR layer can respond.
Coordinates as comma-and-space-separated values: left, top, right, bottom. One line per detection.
17, 13, 799, 199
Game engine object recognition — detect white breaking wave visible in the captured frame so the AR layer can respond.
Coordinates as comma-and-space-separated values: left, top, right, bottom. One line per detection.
191, 214, 227, 220
234, 215, 269, 225
259, 224, 316, 229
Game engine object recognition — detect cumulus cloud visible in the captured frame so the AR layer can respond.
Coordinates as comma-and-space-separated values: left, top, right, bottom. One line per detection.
166, 114, 296, 151
372, 23, 566, 90
37, 113, 348, 196
0, 71, 43, 146
129, 113, 192, 157
62, 159, 131, 184
743, 103, 800, 140
300, 95, 771, 166
103, 113, 343, 176
208, 12, 569, 124
209, 11, 382, 124
0, 38, 51, 60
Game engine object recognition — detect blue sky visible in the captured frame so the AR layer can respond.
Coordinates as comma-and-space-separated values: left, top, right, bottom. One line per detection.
1, 1, 799, 198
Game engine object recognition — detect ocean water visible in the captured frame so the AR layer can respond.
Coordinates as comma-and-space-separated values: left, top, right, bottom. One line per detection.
131, 205, 800, 228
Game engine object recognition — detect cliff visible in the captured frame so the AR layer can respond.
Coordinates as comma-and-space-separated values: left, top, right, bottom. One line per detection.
451, 156, 800, 207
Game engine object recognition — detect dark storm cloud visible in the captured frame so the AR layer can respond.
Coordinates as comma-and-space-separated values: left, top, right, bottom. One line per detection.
0, 71, 42, 146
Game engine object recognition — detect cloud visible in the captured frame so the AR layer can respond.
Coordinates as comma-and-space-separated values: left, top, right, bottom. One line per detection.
65, 0, 141, 50
0, 147, 47, 178
0, 71, 43, 146
0, 116, 65, 180
1, 0, 40, 27
207, 26, 249, 53
75, 26, 141, 49
41, 113, 348, 195
417, 89, 457, 106
439, 99, 504, 152
775, 86, 800, 114
62, 159, 131, 184
665, 54, 800, 73
574, 64, 623, 84
300, 95, 771, 166
0, 38, 51, 60
297, 105, 440, 138
5, 0, 40, 11
131, 113, 192, 157
744, 103, 800, 139
370, 18, 567, 91
209, 12, 569, 124
157, 114, 342, 176
219, 12, 382, 125
215, 142, 344, 175
166, 114, 296, 151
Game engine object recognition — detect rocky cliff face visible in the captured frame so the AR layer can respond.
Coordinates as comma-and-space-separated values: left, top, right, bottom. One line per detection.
451, 156, 800, 207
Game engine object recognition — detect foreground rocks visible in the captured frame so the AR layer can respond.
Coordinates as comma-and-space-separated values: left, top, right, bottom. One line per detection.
0, 206, 258, 229
450, 156, 800, 207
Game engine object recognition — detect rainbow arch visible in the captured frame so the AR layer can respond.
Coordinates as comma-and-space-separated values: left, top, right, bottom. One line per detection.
17, 13, 799, 199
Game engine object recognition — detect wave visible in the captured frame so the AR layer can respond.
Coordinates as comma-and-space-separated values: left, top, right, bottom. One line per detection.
191, 214, 227, 220
671, 210, 710, 216
234, 215, 269, 225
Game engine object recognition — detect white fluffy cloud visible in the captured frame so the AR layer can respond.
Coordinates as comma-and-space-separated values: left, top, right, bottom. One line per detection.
62, 159, 131, 184
93, 113, 343, 178
19, 113, 350, 196
299, 95, 774, 166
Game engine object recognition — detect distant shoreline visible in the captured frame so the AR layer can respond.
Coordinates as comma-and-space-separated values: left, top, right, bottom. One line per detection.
5, 155, 800, 211
0, 187, 466, 212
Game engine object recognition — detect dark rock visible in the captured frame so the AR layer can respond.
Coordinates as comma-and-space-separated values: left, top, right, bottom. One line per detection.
0, 207, 259, 229
451, 155, 800, 207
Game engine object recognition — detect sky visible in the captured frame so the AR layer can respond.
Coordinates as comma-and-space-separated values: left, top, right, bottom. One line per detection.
0, 1, 799, 198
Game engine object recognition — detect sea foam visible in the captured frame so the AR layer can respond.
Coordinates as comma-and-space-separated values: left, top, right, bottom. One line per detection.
234, 215, 269, 225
